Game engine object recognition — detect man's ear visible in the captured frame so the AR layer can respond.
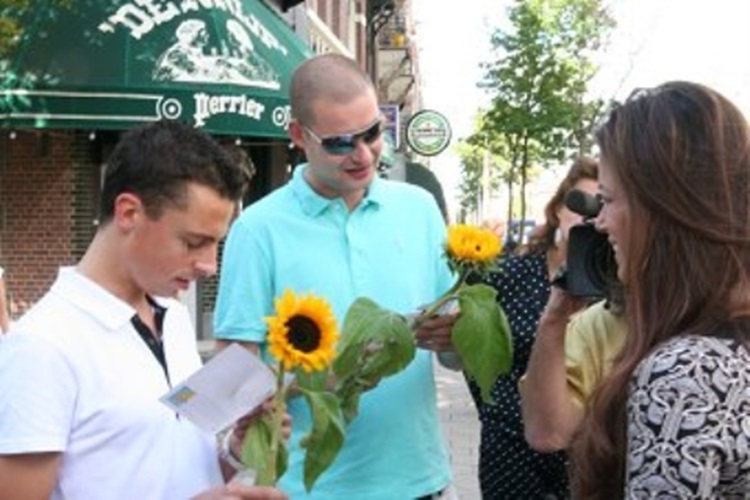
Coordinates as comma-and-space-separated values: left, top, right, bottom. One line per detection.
288, 120, 307, 150
112, 192, 143, 231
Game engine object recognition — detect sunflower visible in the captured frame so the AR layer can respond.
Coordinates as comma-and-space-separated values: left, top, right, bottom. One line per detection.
446, 224, 502, 270
265, 289, 339, 373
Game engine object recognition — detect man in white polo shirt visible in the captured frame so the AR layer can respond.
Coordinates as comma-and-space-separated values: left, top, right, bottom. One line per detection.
0, 120, 285, 500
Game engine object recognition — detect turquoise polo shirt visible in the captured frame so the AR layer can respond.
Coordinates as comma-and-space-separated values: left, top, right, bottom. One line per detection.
214, 165, 454, 499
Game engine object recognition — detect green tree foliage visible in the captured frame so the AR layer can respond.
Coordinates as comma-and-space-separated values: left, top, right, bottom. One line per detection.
0, 0, 29, 56
466, 0, 613, 223
0, 0, 72, 57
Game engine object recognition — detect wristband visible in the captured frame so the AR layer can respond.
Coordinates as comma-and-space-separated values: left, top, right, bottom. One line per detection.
219, 429, 246, 471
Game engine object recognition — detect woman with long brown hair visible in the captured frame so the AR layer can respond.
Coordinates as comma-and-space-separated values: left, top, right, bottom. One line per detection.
572, 81, 750, 498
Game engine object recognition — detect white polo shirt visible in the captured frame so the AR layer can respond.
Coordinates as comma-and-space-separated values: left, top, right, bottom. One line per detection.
0, 267, 222, 499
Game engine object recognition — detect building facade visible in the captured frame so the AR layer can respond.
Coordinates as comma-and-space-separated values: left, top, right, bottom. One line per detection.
0, 0, 422, 329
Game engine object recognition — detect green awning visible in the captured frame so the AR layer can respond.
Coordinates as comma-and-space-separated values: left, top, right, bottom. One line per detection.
0, 0, 312, 138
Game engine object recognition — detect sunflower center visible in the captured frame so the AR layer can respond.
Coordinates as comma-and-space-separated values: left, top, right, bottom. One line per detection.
285, 315, 322, 353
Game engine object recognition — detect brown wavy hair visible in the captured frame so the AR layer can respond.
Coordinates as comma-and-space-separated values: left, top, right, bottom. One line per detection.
571, 82, 750, 498
521, 156, 598, 255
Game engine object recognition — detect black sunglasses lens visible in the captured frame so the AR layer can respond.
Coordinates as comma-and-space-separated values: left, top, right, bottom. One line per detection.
321, 137, 355, 155
319, 120, 382, 155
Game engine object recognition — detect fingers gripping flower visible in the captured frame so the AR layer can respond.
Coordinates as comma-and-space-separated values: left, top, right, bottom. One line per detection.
266, 290, 339, 372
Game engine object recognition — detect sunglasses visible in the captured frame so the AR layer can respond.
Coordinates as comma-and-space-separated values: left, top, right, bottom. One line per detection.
302, 117, 383, 156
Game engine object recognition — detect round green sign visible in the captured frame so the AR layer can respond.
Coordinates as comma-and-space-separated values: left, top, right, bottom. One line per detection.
405, 110, 452, 156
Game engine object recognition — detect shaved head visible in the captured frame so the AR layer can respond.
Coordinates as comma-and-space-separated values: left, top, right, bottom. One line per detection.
290, 54, 376, 126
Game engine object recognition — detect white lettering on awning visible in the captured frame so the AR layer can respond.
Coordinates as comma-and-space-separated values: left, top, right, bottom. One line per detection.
193, 92, 265, 127
98, 0, 289, 56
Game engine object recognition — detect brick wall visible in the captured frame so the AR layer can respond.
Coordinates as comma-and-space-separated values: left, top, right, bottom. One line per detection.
70, 133, 101, 262
0, 130, 78, 317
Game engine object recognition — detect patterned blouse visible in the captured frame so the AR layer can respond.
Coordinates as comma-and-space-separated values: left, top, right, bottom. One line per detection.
627, 335, 750, 498
467, 253, 570, 499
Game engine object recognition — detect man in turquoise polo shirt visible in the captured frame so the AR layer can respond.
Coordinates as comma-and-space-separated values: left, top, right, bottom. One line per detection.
213, 53, 457, 499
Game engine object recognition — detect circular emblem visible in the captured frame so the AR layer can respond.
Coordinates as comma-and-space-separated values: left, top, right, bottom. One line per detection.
405, 110, 451, 156
272, 105, 291, 128
158, 98, 183, 120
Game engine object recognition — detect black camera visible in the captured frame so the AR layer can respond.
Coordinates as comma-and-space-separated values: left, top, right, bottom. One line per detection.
554, 189, 618, 299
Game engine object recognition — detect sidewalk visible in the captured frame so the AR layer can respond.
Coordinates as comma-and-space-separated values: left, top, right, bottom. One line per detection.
435, 363, 481, 499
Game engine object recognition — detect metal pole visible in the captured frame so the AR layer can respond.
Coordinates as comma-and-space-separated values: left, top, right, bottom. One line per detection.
480, 135, 490, 224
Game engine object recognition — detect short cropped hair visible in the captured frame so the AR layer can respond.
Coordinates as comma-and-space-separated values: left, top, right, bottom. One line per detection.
290, 53, 375, 127
99, 120, 250, 223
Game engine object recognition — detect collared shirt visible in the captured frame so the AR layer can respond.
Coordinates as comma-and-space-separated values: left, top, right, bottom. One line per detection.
0, 267, 222, 499
214, 164, 454, 499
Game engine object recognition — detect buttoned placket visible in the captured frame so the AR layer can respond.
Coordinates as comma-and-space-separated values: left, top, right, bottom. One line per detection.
131, 299, 170, 386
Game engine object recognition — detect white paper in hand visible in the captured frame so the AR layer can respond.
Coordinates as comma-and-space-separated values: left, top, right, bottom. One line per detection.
160, 343, 276, 434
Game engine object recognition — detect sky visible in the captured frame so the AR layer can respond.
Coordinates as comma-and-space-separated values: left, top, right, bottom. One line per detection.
410, 0, 750, 221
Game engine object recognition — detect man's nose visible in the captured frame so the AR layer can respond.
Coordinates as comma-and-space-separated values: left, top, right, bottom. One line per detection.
194, 246, 218, 278
350, 139, 376, 164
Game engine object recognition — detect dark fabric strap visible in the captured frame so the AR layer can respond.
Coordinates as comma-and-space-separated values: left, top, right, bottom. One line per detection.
131, 297, 169, 384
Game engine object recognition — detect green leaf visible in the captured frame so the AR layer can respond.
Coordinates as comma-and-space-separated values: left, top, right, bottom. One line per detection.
454, 284, 513, 403
338, 389, 362, 425
332, 297, 416, 422
294, 367, 330, 392
333, 297, 415, 378
298, 388, 346, 492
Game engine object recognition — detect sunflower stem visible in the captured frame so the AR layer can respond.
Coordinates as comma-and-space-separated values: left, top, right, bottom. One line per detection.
411, 269, 470, 330
265, 364, 286, 486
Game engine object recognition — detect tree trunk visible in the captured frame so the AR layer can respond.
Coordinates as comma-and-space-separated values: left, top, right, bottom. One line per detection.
520, 133, 530, 241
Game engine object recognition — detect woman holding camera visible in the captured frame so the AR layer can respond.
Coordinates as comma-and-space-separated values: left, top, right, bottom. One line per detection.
465, 157, 598, 499
573, 81, 750, 498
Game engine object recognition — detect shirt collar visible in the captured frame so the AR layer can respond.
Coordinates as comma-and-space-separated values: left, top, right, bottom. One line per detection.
50, 266, 172, 332
290, 164, 384, 216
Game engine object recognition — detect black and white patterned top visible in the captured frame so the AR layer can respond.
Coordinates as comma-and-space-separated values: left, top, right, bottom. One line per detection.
467, 253, 570, 499
627, 334, 750, 499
